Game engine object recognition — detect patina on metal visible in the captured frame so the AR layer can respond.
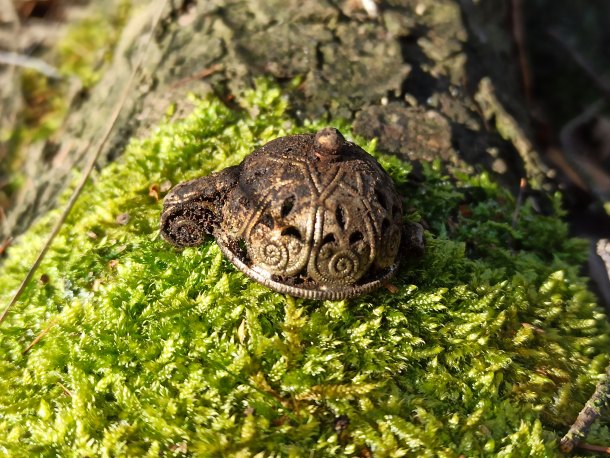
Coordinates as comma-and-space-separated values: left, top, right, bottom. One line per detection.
160, 127, 409, 300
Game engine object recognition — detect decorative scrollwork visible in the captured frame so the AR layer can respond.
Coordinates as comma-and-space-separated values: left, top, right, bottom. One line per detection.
256, 236, 289, 271
248, 221, 307, 276
310, 242, 368, 286
160, 201, 216, 247
328, 250, 360, 279
376, 222, 401, 268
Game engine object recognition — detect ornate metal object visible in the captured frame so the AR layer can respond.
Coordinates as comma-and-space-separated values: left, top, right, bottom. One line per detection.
160, 128, 407, 300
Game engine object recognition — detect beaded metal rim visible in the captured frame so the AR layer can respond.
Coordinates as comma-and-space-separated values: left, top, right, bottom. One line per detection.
216, 237, 399, 300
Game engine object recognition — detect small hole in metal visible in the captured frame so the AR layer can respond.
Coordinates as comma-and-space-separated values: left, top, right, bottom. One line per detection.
281, 196, 296, 218
322, 233, 336, 245
335, 205, 346, 230
381, 218, 390, 234
281, 226, 302, 240
349, 231, 363, 244
261, 213, 274, 229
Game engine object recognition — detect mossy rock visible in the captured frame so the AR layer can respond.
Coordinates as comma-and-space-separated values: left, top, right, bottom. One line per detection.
1, 82, 609, 457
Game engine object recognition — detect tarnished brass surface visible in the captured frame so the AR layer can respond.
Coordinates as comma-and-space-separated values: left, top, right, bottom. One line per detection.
161, 128, 405, 299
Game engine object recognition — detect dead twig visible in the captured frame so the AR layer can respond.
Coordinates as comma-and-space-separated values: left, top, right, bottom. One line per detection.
169, 63, 223, 89
0, 51, 61, 79
560, 363, 610, 453
576, 442, 610, 455
559, 101, 610, 196
0, 237, 12, 256
57, 381, 73, 397
0, 0, 169, 327
22, 320, 56, 354
549, 29, 610, 105
511, 177, 527, 228
510, 0, 533, 106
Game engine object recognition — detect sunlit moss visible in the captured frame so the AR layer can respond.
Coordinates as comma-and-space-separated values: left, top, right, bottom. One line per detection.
0, 81, 609, 456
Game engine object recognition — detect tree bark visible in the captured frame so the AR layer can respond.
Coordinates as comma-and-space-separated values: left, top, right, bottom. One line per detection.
2, 0, 551, 241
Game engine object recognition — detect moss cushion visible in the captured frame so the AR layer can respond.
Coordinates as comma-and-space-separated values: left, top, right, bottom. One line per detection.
1, 83, 609, 457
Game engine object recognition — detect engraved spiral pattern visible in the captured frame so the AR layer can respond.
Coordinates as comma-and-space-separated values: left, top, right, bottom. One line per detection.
256, 237, 289, 271
310, 246, 364, 285
328, 250, 359, 279
161, 202, 213, 247
171, 218, 205, 245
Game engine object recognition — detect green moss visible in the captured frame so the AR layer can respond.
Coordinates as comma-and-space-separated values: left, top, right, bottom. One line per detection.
1, 81, 609, 457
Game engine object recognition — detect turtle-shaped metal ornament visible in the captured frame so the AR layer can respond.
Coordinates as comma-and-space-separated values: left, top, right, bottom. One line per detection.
160, 128, 422, 300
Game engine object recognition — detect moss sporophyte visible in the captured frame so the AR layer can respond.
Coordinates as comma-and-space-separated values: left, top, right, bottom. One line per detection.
1, 83, 610, 456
